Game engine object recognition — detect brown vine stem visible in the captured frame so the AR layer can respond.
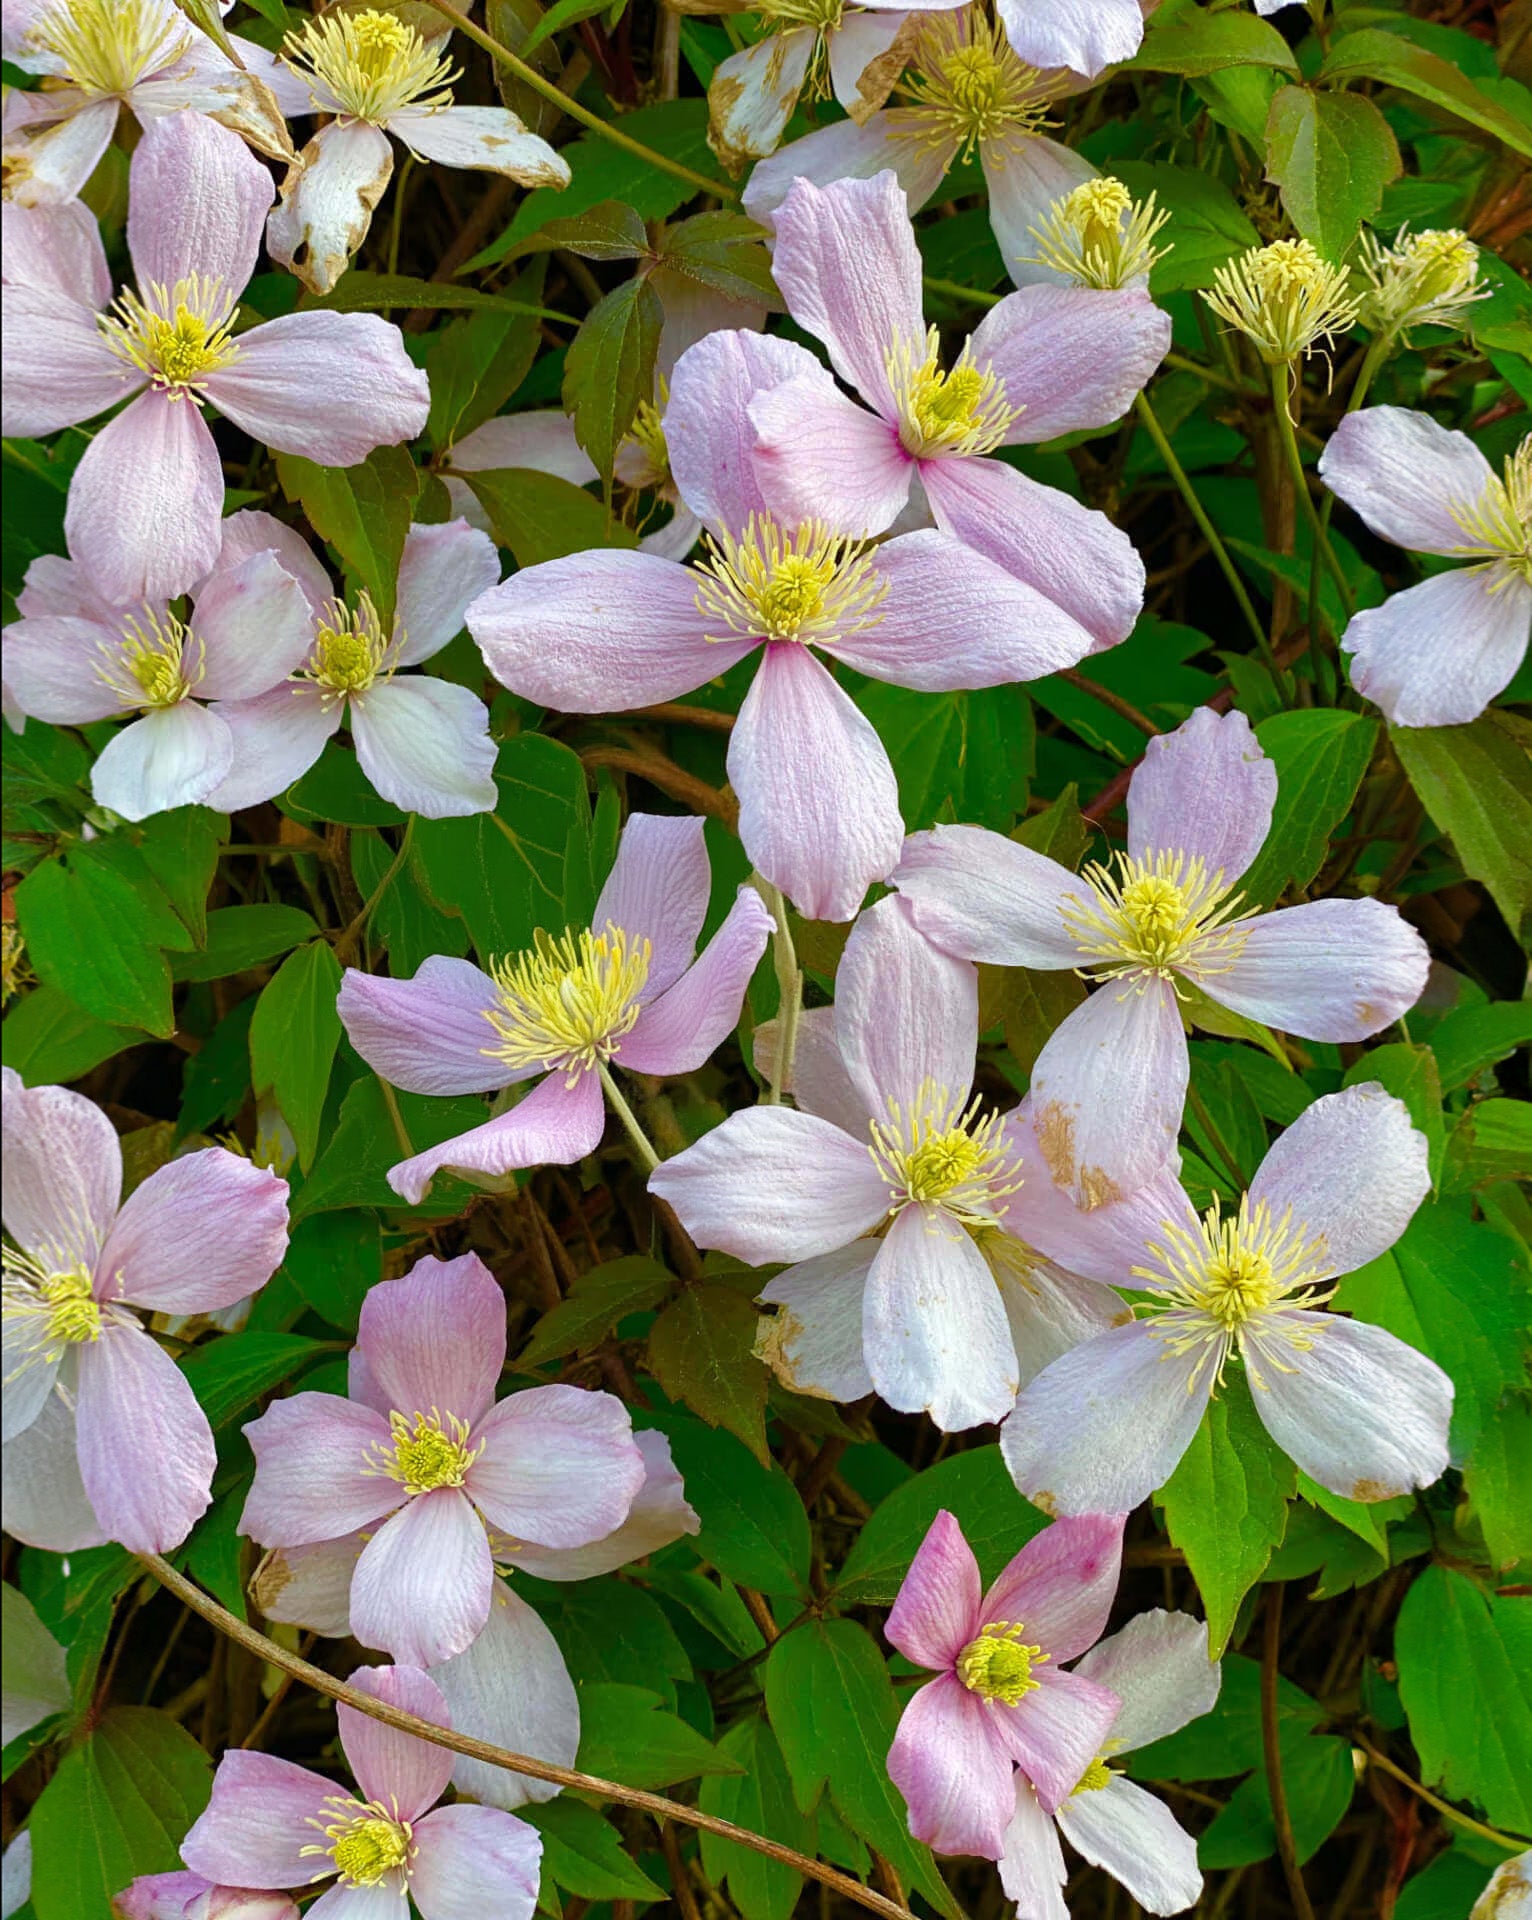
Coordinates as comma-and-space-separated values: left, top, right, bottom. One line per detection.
1057, 668, 1160, 740
1353, 1736, 1528, 1852
1261, 1586, 1317, 1920
579, 746, 738, 827
137, 1555, 921, 1920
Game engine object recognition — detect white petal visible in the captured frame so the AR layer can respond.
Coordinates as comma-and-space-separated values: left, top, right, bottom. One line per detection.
393, 519, 501, 667
892, 823, 1086, 968
998, 1777, 1069, 1920
827, 10, 911, 120
984, 134, 1098, 290
1055, 1775, 1203, 1915
708, 30, 814, 171
1071, 1609, 1219, 1753
991, 1246, 1127, 1391
387, 105, 569, 188
206, 683, 338, 812
0, 1370, 107, 1552
90, 703, 233, 821
758, 1242, 878, 1401
349, 678, 498, 818
1318, 406, 1496, 556
1126, 707, 1275, 884
742, 112, 950, 229
1211, 898, 1429, 1043
430, 1581, 578, 1810
265, 118, 393, 297
508, 1429, 699, 1581
1343, 567, 1531, 729
192, 548, 317, 698
834, 893, 978, 1118
449, 410, 596, 484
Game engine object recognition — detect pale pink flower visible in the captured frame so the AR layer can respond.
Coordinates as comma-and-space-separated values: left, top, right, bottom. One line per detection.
1000, 1610, 1219, 1920
239, 1253, 649, 1667
469, 329, 1109, 921
201, 511, 500, 820
999, 1084, 1453, 1513
0, 111, 430, 605
746, 170, 1166, 655
181, 1663, 541, 1920
1, 1069, 289, 1554
115, 1873, 298, 1920
651, 896, 1124, 1431
893, 707, 1430, 1204
337, 812, 772, 1200
1319, 409, 1531, 728
886, 1510, 1125, 1858
3, 545, 314, 820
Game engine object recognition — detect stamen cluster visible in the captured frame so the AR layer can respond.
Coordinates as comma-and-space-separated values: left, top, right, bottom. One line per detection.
30, 0, 188, 97
95, 608, 204, 711
956, 1621, 1047, 1704
1059, 850, 1251, 984
303, 594, 395, 701
1203, 239, 1362, 365
693, 515, 888, 647
894, 12, 1052, 162
1023, 177, 1171, 291
867, 1082, 1023, 1226
1357, 227, 1487, 340
1449, 437, 1532, 586
363, 1408, 482, 1495
101, 276, 240, 395
283, 7, 458, 122
302, 1798, 414, 1887
887, 326, 1018, 459
482, 924, 652, 1078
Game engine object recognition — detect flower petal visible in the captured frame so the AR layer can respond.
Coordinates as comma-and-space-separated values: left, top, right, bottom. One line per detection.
468, 1383, 645, 1548
350, 677, 498, 818
3, 96, 119, 212
76, 1320, 216, 1552
90, 703, 233, 821
891, 824, 1085, 969
388, 103, 568, 191
729, 642, 904, 921
1126, 707, 1275, 881
239, 1392, 399, 1547
984, 134, 1097, 291
835, 892, 977, 1118
349, 1487, 495, 1668
997, 1777, 1069, 1918
884, 1507, 982, 1670
1000, 1321, 1211, 1515
992, 1246, 1129, 1391
0, 283, 137, 435
448, 409, 596, 484
15, 551, 120, 623
1211, 897, 1429, 1041
180, 1750, 336, 1889
1, 1326, 59, 1445
827, 9, 915, 118
648, 1105, 889, 1263
2, 1071, 121, 1270
616, 884, 773, 1074
1070, 1608, 1219, 1754
889, 1673, 1017, 1858
251, 1534, 361, 1638
386, 1068, 606, 1205
507, 1427, 699, 1581
0, 1374, 106, 1551
970, 286, 1167, 443
127, 110, 272, 298
430, 1581, 579, 1809
1055, 1774, 1203, 1913
264, 119, 393, 297
95, 1146, 288, 1314
1318, 406, 1496, 557
994, 0, 1144, 77
1343, 566, 1532, 730
408, 1802, 542, 1920
742, 111, 950, 230
748, 376, 913, 538
338, 956, 513, 1097
758, 1243, 878, 1403
982, 1513, 1125, 1663
338, 1663, 454, 1820
707, 29, 813, 172
393, 520, 501, 667
356, 1252, 507, 1430
193, 549, 320, 698
756, 1002, 871, 1133
997, 1666, 1122, 1815
592, 812, 711, 995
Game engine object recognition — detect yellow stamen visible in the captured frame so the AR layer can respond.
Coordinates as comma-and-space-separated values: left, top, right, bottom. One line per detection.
283, 8, 457, 122
623, 396, 672, 491
1358, 226, 1487, 339
481, 923, 650, 1080
1023, 177, 1172, 291
29, 0, 189, 97
101, 275, 240, 395
892, 12, 1052, 164
302, 1797, 413, 1887
867, 1081, 1023, 1226
1, 925, 31, 1007
2, 1253, 104, 1387
887, 325, 1019, 459
751, 0, 844, 100
302, 594, 394, 702
693, 514, 888, 648
1448, 438, 1531, 587
1203, 239, 1361, 365
1073, 1756, 1115, 1793
363, 1408, 481, 1496
1059, 850, 1253, 984
957, 1621, 1047, 1705
95, 608, 203, 712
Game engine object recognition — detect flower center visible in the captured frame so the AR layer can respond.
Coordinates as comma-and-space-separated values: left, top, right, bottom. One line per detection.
957, 1621, 1047, 1705
304, 1799, 414, 1888
867, 1081, 1023, 1226
364, 1409, 481, 1496
29, 0, 188, 96
622, 397, 672, 492
283, 8, 458, 121
1203, 238, 1362, 365
1449, 438, 1531, 586
1359, 227, 1486, 338
2, 1254, 103, 1390
1059, 850, 1252, 983
693, 515, 888, 648
101, 276, 239, 395
888, 327, 1019, 460
96, 609, 203, 712
302, 595, 393, 701
892, 13, 1051, 163
1073, 1756, 1115, 1793
1023, 177, 1172, 291
482, 923, 651, 1080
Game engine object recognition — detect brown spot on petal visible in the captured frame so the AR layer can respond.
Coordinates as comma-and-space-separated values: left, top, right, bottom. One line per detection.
847, 14, 918, 121
1034, 1102, 1076, 1189
1032, 1490, 1058, 1517
1078, 1166, 1124, 1211
249, 1548, 291, 1613
1350, 1478, 1392, 1502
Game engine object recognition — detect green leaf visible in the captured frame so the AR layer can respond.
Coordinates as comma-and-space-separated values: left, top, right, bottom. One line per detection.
1160, 1384, 1296, 1656
1344, 1042, 1444, 1184
1391, 715, 1532, 939
574, 1683, 736, 1787
518, 1254, 673, 1365
648, 1283, 772, 1466
1463, 1396, 1532, 1574
248, 941, 343, 1171
281, 1208, 383, 1332
134, 808, 225, 947
1239, 709, 1379, 907
699, 1714, 814, 1920
1112, 160, 1260, 293
1, 986, 145, 1086
15, 845, 187, 1035
178, 998, 256, 1137
521, 0, 630, 57
1129, 0, 1299, 75
643, 1415, 811, 1599
461, 467, 638, 567
1442, 1100, 1532, 1197
1426, 1002, 1532, 1095
563, 274, 664, 481
351, 828, 470, 977
426, 262, 549, 453
1321, 29, 1532, 160
1131, 1652, 1323, 1781
1395, 1566, 1532, 1832
172, 905, 320, 983
525, 1799, 667, 1900
294, 1077, 484, 1218
1197, 1722, 1356, 1867
507, 199, 651, 260
273, 444, 421, 627
658, 210, 784, 308
283, 743, 408, 828
1264, 87, 1400, 261
305, 269, 567, 317
1, 1582, 70, 1747
179, 1332, 328, 1430
981, 962, 1086, 1078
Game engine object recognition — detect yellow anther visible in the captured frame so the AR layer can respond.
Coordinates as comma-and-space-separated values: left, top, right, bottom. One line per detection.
1203, 239, 1362, 365
1448, 438, 1531, 587
1023, 177, 1172, 291
867, 1081, 1023, 1226
283, 7, 458, 121
693, 515, 888, 648
364, 1409, 480, 1496
96, 608, 202, 712
303, 594, 394, 701
29, 0, 188, 96
1060, 850, 1252, 984
1358, 227, 1486, 339
957, 1621, 1047, 1705
482, 923, 651, 1080
888, 326, 1018, 460
893, 12, 1052, 163
42, 1268, 102, 1346
1, 925, 31, 1007
2, 1253, 103, 1382
303, 1799, 413, 1887
1074, 1756, 1115, 1793
101, 276, 240, 394
624, 397, 672, 490
755, 0, 843, 29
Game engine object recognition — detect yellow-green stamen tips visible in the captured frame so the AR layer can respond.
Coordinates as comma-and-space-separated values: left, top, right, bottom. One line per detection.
303, 1798, 413, 1886
1059, 850, 1252, 985
95, 609, 203, 712
1073, 1755, 1115, 1793
102, 276, 240, 394
893, 12, 1053, 164
887, 326, 1019, 459
957, 1621, 1047, 1704
622, 396, 672, 491
2, 1252, 104, 1384
693, 515, 888, 647
482, 924, 651, 1080
867, 1081, 1024, 1227
1449, 438, 1531, 587
283, 8, 457, 122
1023, 177, 1172, 291
29, 0, 188, 96
1203, 239, 1362, 365
303, 595, 394, 701
1358, 226, 1487, 339
365, 1408, 481, 1496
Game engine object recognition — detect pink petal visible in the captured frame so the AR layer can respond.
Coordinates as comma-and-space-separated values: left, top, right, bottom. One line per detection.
468, 1383, 645, 1548
192, 550, 318, 698
349, 1486, 495, 1668
205, 683, 339, 813
616, 883, 773, 1074
239, 1392, 399, 1547
1126, 707, 1276, 881
338, 1663, 454, 1820
1, 283, 141, 436
982, 1513, 1125, 1663
66, 390, 224, 604
1210, 897, 1429, 1041
742, 113, 950, 231
393, 520, 501, 667
505, 1427, 699, 1582
213, 508, 334, 616
265, 119, 393, 297
3, 97, 119, 213
338, 957, 512, 1097
1000, 1321, 1210, 1515
15, 551, 120, 623
888, 1672, 1017, 1859
0, 1375, 106, 1551
3, 1300, 62, 1442
1247, 1083, 1428, 1276
992, 1247, 1127, 1391
408, 1803, 542, 1920
76, 1320, 215, 1551
127, 111, 272, 299
756, 1002, 871, 1133
969, 286, 1168, 443
1344, 566, 1532, 729
994, 0, 1143, 76
181, 1750, 335, 1889
355, 1252, 507, 1430
253, 1534, 361, 1638
647, 1105, 889, 1263
90, 703, 233, 822
1319, 406, 1496, 556
350, 677, 497, 818
95, 1146, 288, 1314
997, 1778, 1069, 1918
749, 376, 912, 538
885, 1508, 982, 1670
203, 312, 430, 464
386, 1067, 606, 1204
729, 642, 904, 921
771, 171, 923, 422
592, 812, 711, 996
1054, 1773, 1203, 1914
891, 824, 1086, 969
984, 136, 1097, 293
305, 1882, 403, 1919
1070, 1608, 1218, 1754
922, 454, 1143, 652
996, 1666, 1122, 1815
758, 1245, 879, 1401
448, 408, 596, 483
2, 1071, 122, 1269
835, 893, 977, 1119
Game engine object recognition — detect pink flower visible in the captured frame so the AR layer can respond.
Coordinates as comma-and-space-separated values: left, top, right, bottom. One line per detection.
0, 111, 429, 605
180, 1663, 541, 1920
3, 545, 315, 820
1319, 409, 1531, 728
1000, 1609, 1219, 1919
114, 1872, 298, 1920
337, 811, 772, 1201
999, 1084, 1453, 1513
239, 1253, 649, 1667
200, 511, 501, 819
885, 1510, 1125, 1857
893, 706, 1430, 1204
469, 329, 1109, 921
746, 170, 1166, 657
1, 1069, 289, 1554
651, 896, 1124, 1430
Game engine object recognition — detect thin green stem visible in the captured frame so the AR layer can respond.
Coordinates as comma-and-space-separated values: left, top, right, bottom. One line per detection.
1263, 1588, 1318, 1920
1270, 365, 1354, 618
598, 1060, 662, 1172
921, 275, 1000, 309
1162, 351, 1258, 396
1354, 1736, 1528, 1851
758, 881, 802, 1106
386, 151, 415, 283
335, 817, 414, 964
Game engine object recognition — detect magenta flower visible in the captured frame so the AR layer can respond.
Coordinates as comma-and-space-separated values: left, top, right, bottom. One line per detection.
651, 896, 1124, 1431
885, 1510, 1125, 1858
338, 811, 772, 1201
1000, 1609, 1219, 1919
115, 1873, 298, 1920
0, 110, 429, 605
893, 706, 1430, 1204
746, 169, 1166, 658
1319, 409, 1530, 728
200, 511, 501, 820
1, 1070, 289, 1554
469, 330, 1111, 921
240, 1253, 648, 1667
181, 1663, 541, 1920
999, 1085, 1453, 1513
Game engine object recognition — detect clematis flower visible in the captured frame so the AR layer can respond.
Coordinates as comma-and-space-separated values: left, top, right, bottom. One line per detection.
180, 1663, 541, 1920
469, 328, 1113, 920
337, 811, 773, 1199
885, 1510, 1125, 1857
651, 895, 1125, 1430
892, 706, 1430, 1204
999, 1084, 1453, 1513
240, 1253, 649, 1668
2, 545, 314, 820
1319, 410, 1530, 728
115, 1873, 298, 1920
1, 1070, 289, 1554
0, 110, 430, 605
199, 510, 501, 819
266, 7, 569, 296
1000, 1609, 1219, 1919
745, 171, 1166, 655
1, 0, 292, 205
